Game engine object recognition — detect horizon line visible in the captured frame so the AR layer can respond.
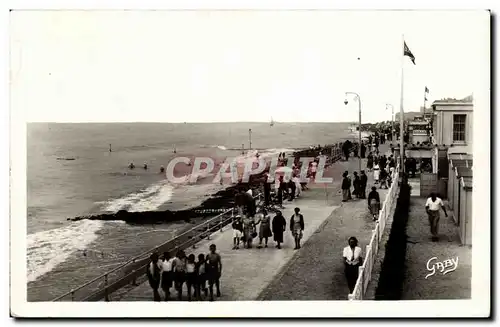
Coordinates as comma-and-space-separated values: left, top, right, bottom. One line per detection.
26, 120, 390, 124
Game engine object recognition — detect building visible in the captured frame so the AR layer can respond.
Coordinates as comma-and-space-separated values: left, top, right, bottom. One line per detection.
430, 96, 473, 246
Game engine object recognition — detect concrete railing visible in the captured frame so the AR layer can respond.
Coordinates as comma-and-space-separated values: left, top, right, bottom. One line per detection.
348, 165, 400, 300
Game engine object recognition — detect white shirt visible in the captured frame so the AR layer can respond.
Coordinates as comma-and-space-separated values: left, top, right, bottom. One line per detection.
246, 189, 253, 196
186, 263, 196, 273
161, 258, 173, 272
311, 162, 318, 173
343, 246, 362, 265
426, 197, 444, 211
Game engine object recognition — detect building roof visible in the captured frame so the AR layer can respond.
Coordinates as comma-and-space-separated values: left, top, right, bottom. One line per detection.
408, 121, 431, 126
455, 166, 473, 178
461, 176, 473, 190
449, 158, 473, 169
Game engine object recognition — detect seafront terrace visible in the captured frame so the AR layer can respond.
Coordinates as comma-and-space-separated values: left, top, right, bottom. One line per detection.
118, 144, 395, 301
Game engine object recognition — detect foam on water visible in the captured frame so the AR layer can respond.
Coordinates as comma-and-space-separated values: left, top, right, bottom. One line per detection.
26, 220, 104, 282
102, 180, 174, 212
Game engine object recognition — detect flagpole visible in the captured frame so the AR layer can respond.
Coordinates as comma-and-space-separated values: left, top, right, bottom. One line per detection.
423, 88, 427, 118
399, 34, 405, 173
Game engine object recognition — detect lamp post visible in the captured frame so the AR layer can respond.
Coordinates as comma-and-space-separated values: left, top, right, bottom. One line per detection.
344, 92, 362, 172
248, 128, 252, 150
386, 103, 394, 142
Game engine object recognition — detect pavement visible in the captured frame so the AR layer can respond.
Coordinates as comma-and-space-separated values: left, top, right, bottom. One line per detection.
259, 157, 390, 300
117, 143, 393, 301
401, 178, 471, 299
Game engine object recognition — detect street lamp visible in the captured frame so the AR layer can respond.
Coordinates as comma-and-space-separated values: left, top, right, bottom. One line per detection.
386, 103, 394, 142
344, 92, 362, 172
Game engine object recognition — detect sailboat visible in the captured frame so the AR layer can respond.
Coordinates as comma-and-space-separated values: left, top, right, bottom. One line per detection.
270, 117, 274, 127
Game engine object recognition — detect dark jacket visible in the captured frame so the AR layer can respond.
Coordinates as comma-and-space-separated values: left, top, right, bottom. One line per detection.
146, 261, 161, 289
272, 214, 286, 233
353, 176, 361, 188
341, 176, 351, 190
368, 190, 380, 205
289, 214, 305, 231
360, 174, 368, 187
232, 220, 243, 232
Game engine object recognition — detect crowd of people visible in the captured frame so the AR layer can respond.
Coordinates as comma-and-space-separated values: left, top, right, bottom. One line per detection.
146, 244, 222, 302
144, 135, 399, 300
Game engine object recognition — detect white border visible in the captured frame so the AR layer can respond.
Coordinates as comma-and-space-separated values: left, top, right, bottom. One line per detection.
5, 0, 493, 320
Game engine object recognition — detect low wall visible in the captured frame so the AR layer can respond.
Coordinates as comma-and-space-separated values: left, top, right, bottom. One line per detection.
374, 175, 411, 300
348, 166, 400, 300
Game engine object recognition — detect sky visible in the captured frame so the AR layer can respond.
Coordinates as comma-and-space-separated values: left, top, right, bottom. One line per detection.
10, 10, 489, 123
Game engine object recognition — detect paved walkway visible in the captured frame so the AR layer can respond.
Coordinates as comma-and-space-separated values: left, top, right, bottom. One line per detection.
259, 162, 390, 300
401, 182, 471, 299
118, 144, 392, 301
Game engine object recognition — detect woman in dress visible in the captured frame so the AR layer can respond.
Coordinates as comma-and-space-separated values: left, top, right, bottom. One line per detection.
242, 214, 255, 249
289, 207, 305, 250
343, 237, 363, 293
257, 209, 273, 248
272, 210, 286, 249
372, 160, 381, 184
341, 172, 351, 202
366, 152, 374, 171
368, 186, 381, 221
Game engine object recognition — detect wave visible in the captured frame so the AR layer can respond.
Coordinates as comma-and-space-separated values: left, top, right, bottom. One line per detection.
26, 220, 103, 282
101, 180, 174, 212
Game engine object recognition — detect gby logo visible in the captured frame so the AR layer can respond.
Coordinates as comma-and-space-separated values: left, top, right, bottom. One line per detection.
425, 256, 459, 279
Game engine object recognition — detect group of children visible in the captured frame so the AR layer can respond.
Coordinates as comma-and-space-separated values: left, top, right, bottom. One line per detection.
146, 244, 222, 302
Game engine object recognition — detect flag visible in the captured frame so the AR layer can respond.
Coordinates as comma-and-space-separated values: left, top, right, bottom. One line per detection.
404, 41, 416, 65
425, 96, 428, 101
425, 86, 429, 93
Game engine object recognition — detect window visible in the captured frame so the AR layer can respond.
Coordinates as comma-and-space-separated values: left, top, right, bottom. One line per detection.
453, 114, 466, 142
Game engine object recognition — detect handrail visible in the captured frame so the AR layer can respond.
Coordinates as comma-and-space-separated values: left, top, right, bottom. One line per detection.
52, 193, 262, 301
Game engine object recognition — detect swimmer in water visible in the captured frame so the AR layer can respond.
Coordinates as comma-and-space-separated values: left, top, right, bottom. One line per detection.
143, 163, 148, 170
129, 162, 135, 169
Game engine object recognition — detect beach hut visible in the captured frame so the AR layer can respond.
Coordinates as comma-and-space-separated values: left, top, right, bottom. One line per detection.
459, 176, 473, 246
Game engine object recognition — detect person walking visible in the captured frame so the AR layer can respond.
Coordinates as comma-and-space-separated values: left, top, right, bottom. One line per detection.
293, 175, 302, 198
257, 209, 273, 248
272, 210, 286, 249
231, 215, 243, 250
242, 214, 256, 249
359, 171, 368, 199
160, 252, 174, 300
367, 152, 374, 171
361, 142, 366, 158
185, 254, 197, 301
341, 172, 351, 202
425, 193, 448, 242
206, 244, 222, 301
343, 237, 363, 294
290, 207, 305, 250
373, 161, 381, 184
263, 175, 271, 207
172, 250, 187, 300
288, 179, 296, 201
368, 187, 381, 221
146, 252, 162, 302
195, 253, 208, 300
352, 172, 361, 199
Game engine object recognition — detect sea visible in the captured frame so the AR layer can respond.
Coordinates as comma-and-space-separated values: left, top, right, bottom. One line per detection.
26, 122, 354, 300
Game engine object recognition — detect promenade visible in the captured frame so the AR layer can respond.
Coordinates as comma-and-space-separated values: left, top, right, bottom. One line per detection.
401, 178, 471, 299
118, 144, 392, 301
